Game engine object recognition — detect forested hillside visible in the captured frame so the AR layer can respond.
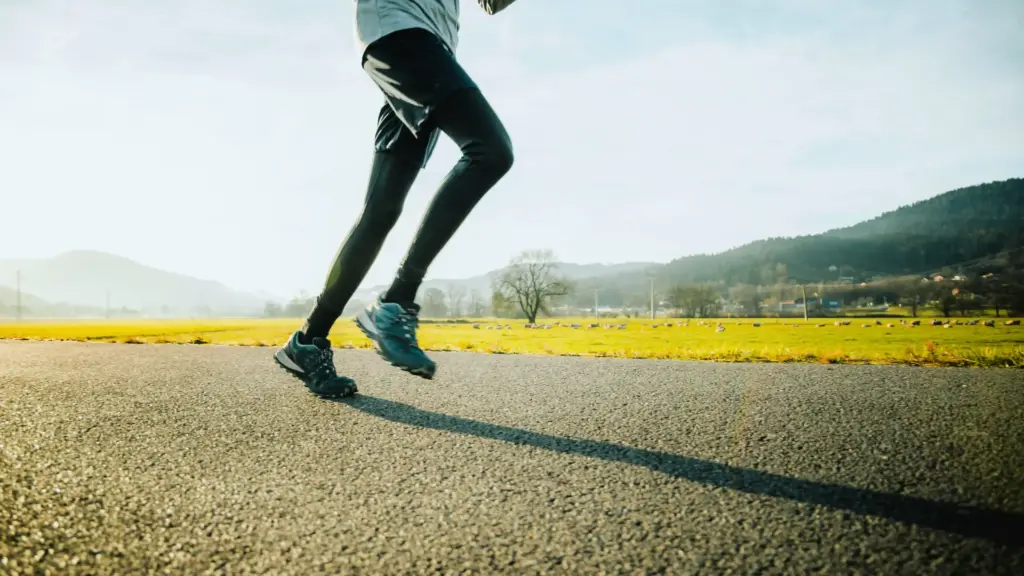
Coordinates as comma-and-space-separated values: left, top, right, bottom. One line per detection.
566, 178, 1023, 309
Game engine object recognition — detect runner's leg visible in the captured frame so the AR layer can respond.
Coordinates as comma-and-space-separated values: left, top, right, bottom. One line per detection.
382, 88, 513, 305
300, 104, 428, 342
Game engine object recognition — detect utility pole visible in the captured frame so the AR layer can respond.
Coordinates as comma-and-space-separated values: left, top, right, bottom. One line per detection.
15, 269, 22, 322
801, 284, 808, 322
649, 277, 655, 320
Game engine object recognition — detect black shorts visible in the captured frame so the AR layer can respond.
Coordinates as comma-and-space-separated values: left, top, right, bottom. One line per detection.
362, 28, 478, 169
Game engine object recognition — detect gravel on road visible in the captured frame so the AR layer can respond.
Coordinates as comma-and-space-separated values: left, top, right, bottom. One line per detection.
1, 341, 1022, 574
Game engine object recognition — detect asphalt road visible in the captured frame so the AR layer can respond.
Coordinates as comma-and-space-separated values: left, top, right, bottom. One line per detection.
1, 341, 1023, 575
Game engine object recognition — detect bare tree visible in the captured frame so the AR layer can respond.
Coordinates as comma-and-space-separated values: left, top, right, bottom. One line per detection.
728, 284, 761, 317
420, 287, 448, 318
445, 283, 467, 318
898, 277, 932, 318
493, 249, 572, 324
467, 289, 487, 317
669, 284, 719, 318
490, 289, 514, 318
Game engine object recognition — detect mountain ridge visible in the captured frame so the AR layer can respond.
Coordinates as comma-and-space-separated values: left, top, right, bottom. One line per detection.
562, 177, 1023, 305
2, 177, 1019, 315
0, 250, 269, 314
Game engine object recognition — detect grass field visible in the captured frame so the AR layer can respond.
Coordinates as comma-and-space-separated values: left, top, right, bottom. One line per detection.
1, 316, 1022, 368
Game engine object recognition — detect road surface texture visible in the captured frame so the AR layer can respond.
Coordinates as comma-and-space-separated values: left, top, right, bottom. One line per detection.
1, 340, 1023, 575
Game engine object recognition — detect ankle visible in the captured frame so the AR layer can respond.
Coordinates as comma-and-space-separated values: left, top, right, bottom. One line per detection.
302, 300, 341, 341
382, 288, 417, 308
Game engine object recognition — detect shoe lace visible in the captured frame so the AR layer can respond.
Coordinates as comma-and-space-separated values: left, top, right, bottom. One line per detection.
307, 347, 337, 382
394, 308, 422, 347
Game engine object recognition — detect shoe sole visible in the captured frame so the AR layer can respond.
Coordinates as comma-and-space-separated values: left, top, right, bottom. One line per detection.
355, 309, 436, 380
274, 348, 358, 398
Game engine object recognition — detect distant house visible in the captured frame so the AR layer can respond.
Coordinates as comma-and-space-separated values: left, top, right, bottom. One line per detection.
815, 298, 842, 311
775, 300, 803, 312
795, 298, 842, 312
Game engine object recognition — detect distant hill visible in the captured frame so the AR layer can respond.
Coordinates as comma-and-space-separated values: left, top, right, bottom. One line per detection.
0, 285, 51, 315
5, 178, 1018, 316
569, 178, 1024, 303
0, 250, 657, 318
0, 251, 268, 315
824, 179, 1022, 240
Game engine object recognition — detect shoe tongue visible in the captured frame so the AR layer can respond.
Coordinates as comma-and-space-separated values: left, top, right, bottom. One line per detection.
384, 299, 420, 315
311, 337, 331, 350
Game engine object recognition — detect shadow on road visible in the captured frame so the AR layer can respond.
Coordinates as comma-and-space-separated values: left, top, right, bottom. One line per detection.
337, 394, 1023, 547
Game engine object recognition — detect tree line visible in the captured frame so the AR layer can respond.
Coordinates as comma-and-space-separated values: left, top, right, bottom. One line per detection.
262, 247, 1024, 322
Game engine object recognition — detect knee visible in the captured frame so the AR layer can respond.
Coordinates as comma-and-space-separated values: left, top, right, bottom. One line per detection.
477, 136, 514, 179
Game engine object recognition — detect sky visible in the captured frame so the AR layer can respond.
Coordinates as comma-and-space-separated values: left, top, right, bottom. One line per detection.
1, 0, 1022, 298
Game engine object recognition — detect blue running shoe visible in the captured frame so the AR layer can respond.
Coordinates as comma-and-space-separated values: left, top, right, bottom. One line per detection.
274, 331, 358, 397
355, 296, 436, 379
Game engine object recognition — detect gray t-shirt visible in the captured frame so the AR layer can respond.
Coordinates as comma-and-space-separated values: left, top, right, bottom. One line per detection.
354, 0, 462, 54
353, 1, 516, 55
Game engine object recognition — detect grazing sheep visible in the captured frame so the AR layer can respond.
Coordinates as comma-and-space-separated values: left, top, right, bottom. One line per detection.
886, 323, 894, 328
943, 324, 952, 329
931, 320, 943, 326
862, 324, 872, 328
816, 324, 825, 327
834, 321, 843, 326
752, 323, 761, 327
968, 320, 979, 326
472, 323, 481, 329
618, 324, 627, 329
910, 320, 921, 326
1007, 320, 1021, 326
984, 320, 995, 327
875, 320, 883, 325
716, 325, 725, 333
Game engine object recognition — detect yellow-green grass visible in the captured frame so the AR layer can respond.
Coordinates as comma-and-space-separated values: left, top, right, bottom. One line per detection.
2, 316, 1022, 368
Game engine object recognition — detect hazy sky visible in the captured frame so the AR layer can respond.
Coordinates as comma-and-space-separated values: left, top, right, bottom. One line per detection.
2, 0, 1022, 298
